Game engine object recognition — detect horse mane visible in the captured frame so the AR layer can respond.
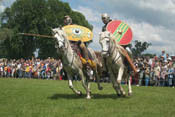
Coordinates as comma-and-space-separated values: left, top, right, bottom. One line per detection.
59, 28, 72, 51
62, 30, 68, 42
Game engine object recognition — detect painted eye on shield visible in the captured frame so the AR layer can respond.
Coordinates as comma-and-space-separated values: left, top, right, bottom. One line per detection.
87, 32, 91, 38
72, 28, 82, 35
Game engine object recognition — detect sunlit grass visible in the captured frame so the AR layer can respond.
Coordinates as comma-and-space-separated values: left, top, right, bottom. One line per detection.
0, 78, 175, 117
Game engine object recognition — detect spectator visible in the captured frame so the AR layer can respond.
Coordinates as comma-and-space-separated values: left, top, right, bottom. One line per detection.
173, 68, 175, 88
167, 64, 174, 87
149, 68, 155, 86
144, 64, 150, 86
17, 62, 23, 78
0, 63, 4, 77
41, 63, 46, 79
160, 64, 166, 87
154, 62, 161, 86
137, 58, 145, 86
4, 65, 8, 77
161, 50, 167, 62
25, 64, 30, 78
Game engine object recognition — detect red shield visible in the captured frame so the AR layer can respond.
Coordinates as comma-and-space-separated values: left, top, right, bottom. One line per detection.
106, 20, 133, 45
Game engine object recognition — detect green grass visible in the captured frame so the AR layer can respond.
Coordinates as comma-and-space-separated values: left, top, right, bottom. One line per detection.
0, 78, 175, 117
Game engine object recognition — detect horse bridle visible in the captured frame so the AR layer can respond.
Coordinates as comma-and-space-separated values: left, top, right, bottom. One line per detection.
100, 36, 110, 55
110, 39, 122, 63
55, 30, 67, 50
101, 36, 121, 63
101, 36, 113, 55
57, 31, 75, 67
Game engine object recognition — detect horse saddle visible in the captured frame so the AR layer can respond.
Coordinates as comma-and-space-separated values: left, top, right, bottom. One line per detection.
70, 41, 96, 68
79, 48, 96, 68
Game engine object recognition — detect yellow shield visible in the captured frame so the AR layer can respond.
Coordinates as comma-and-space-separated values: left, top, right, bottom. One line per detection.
62, 25, 93, 42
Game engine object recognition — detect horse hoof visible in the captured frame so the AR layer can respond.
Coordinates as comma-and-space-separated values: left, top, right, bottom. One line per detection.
122, 94, 126, 97
86, 96, 91, 99
98, 86, 103, 90
128, 92, 132, 96
90, 91, 92, 95
77, 90, 82, 96
117, 94, 121, 97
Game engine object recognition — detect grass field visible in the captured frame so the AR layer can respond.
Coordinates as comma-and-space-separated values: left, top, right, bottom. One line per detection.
0, 78, 175, 117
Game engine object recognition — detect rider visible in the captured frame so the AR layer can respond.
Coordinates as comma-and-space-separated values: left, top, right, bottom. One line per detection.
63, 15, 96, 68
101, 13, 138, 73
64, 15, 72, 25
101, 13, 132, 53
101, 13, 112, 32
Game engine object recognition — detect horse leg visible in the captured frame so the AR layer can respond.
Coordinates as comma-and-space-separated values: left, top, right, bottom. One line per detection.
111, 76, 121, 96
68, 75, 82, 96
93, 67, 103, 90
87, 80, 91, 95
128, 76, 132, 96
116, 67, 126, 97
108, 66, 121, 96
79, 70, 91, 99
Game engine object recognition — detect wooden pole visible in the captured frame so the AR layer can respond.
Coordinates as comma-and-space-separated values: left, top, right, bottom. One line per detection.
18, 33, 55, 39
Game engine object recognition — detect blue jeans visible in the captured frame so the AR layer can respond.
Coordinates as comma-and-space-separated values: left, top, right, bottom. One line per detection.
160, 78, 165, 87
145, 77, 149, 86
41, 71, 45, 79
25, 72, 30, 78
168, 78, 173, 86
28, 72, 32, 78
139, 71, 144, 86
18, 69, 23, 78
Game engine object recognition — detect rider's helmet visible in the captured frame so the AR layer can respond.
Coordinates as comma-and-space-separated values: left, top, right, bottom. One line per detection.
101, 13, 110, 24
64, 15, 72, 25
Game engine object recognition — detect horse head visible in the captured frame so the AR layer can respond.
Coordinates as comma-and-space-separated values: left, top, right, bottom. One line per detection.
52, 28, 67, 49
99, 31, 112, 57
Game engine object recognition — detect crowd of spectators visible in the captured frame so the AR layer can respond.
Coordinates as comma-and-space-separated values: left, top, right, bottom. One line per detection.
134, 50, 175, 88
0, 50, 175, 88
0, 57, 66, 80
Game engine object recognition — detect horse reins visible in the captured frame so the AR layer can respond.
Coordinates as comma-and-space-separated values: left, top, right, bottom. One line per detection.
109, 39, 121, 63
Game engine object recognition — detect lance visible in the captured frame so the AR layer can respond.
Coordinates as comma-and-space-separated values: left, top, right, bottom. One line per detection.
18, 33, 55, 39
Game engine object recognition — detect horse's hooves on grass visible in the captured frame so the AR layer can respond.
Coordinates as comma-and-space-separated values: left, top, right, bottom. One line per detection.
89, 91, 92, 95
77, 90, 83, 96
122, 94, 126, 97
98, 86, 103, 90
128, 93, 132, 96
117, 94, 121, 97
117, 93, 127, 97
86, 96, 91, 99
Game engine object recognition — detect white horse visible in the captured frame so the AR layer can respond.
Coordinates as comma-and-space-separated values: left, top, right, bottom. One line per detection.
52, 28, 102, 99
99, 31, 132, 96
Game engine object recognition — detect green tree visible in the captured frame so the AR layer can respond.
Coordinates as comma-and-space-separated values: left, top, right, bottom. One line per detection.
0, 28, 14, 58
0, 0, 92, 59
131, 40, 151, 57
